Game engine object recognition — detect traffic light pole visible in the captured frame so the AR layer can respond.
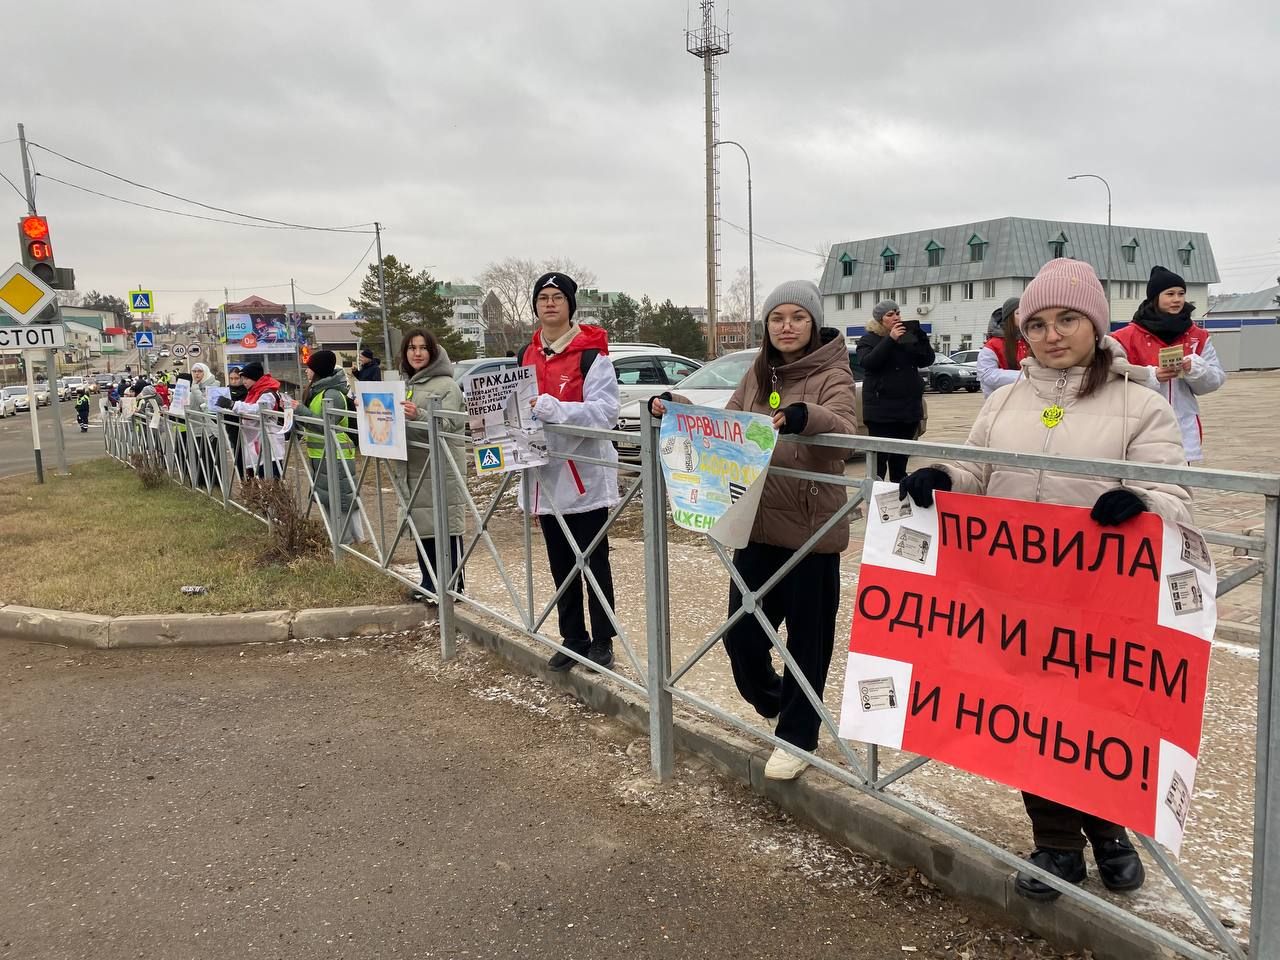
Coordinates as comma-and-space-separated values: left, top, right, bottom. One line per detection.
17, 123, 68, 476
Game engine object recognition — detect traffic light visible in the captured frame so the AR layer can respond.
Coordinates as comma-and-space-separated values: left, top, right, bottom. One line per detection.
19, 216, 57, 287
300, 344, 312, 366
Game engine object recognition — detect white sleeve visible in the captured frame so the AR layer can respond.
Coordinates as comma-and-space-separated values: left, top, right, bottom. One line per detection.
976, 347, 1020, 396
1184, 338, 1226, 395
533, 354, 621, 428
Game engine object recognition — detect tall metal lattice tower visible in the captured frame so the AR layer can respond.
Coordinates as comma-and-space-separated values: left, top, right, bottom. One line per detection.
687, 0, 729, 354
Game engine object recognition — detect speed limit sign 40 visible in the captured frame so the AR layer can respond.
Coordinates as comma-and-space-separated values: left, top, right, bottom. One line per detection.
187, 341, 202, 358
171, 343, 188, 359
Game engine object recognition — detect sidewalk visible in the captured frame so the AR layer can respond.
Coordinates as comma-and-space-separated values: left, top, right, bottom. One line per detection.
430, 371, 1277, 954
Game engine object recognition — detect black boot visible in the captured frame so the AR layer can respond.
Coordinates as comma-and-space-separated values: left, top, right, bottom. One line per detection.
1093, 836, 1145, 892
547, 637, 590, 672
1015, 847, 1086, 902
586, 637, 615, 670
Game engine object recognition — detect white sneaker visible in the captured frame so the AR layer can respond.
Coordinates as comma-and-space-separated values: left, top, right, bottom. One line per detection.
764, 746, 809, 780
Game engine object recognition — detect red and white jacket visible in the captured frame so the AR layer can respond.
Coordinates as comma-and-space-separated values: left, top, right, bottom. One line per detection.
517, 323, 621, 516
1111, 322, 1225, 462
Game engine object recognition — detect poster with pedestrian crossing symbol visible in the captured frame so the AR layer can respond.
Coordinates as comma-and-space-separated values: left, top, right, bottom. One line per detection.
463, 366, 547, 474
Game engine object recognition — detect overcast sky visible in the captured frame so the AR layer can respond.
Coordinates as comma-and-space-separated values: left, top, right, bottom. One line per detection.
6, 0, 1277, 324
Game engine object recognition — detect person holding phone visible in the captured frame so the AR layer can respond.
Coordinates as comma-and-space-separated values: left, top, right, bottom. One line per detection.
856, 300, 934, 481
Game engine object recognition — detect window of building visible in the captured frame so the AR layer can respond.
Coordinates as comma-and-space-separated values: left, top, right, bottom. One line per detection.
896, 289, 907, 303
940, 335, 951, 352
983, 281, 996, 299
836, 294, 846, 311
1179, 241, 1195, 266
1122, 238, 1138, 264
968, 233, 987, 263
962, 282, 975, 301
940, 284, 952, 303
959, 335, 973, 352
881, 246, 899, 272
852, 292, 862, 309
919, 286, 931, 304
1048, 231, 1069, 260
840, 252, 855, 277
925, 239, 943, 268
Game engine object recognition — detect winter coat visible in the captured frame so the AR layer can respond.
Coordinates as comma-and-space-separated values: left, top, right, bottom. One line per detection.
681, 328, 859, 554
230, 376, 287, 468
517, 325, 622, 517
190, 367, 220, 413
976, 336, 1030, 398
1111, 307, 1224, 462
353, 358, 383, 383
938, 338, 1193, 524
303, 368, 358, 543
856, 317, 934, 423
395, 349, 467, 538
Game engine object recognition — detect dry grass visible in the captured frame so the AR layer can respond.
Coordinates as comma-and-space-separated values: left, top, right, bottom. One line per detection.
0, 458, 406, 616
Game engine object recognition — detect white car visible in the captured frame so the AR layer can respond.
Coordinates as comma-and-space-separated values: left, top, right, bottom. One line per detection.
609, 351, 703, 406
33, 384, 50, 406
5, 385, 31, 412
0, 389, 15, 417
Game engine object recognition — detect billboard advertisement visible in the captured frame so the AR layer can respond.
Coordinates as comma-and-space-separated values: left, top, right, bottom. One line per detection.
224, 313, 297, 354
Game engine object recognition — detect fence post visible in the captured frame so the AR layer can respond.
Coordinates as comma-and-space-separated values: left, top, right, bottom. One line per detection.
215, 409, 230, 508
323, 402, 342, 566
640, 406, 674, 782
427, 398, 456, 661
1252, 494, 1280, 959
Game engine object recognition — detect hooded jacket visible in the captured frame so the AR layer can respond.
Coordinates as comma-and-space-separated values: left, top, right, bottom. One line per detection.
396, 348, 467, 537
708, 328, 859, 554
189, 364, 220, 412
353, 357, 383, 382
938, 338, 1192, 524
856, 316, 934, 423
517, 324, 621, 516
1112, 304, 1224, 462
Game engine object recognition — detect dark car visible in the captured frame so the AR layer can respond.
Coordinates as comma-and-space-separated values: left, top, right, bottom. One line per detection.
923, 356, 980, 393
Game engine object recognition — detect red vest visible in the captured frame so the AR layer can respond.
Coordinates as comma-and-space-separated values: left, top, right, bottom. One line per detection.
1112, 321, 1210, 367
983, 336, 1029, 371
522, 324, 610, 402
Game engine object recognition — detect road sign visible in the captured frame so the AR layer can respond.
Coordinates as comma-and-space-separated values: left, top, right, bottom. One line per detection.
129, 290, 154, 313
171, 343, 188, 359
134, 330, 156, 350
0, 262, 57, 325
0, 324, 66, 351
187, 341, 202, 358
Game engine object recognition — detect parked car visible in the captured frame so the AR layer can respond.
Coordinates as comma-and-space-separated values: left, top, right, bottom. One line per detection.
949, 349, 980, 365
609, 352, 703, 406
0, 389, 15, 417
452, 356, 520, 385
924, 356, 980, 393
614, 347, 867, 463
5, 385, 31, 412
55, 378, 69, 400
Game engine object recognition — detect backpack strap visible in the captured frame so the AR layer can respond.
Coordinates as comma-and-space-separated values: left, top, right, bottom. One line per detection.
580, 348, 600, 379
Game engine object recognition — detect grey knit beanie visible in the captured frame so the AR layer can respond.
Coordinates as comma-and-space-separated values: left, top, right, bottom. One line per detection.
872, 299, 900, 321
762, 280, 824, 326
1000, 296, 1020, 324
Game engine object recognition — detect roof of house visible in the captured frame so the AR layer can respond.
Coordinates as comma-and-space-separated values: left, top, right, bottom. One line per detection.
819, 216, 1219, 295
289, 303, 334, 315
435, 283, 484, 300
1205, 285, 1280, 315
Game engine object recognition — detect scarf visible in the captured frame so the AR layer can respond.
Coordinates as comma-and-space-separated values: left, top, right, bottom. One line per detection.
1132, 300, 1195, 345
244, 372, 283, 407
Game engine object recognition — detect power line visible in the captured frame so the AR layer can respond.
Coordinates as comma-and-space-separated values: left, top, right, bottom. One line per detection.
0, 168, 26, 204
297, 237, 377, 297
28, 139, 375, 234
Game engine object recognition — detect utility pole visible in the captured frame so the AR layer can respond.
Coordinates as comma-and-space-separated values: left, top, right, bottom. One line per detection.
17, 123, 68, 476
374, 221, 392, 375
687, 1, 729, 358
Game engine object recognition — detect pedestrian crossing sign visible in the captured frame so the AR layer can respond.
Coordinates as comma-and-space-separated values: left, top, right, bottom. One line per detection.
129, 290, 154, 313
476, 445, 504, 473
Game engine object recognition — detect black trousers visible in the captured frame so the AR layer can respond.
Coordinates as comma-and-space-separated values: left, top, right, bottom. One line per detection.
1022, 792, 1127, 851
864, 419, 919, 482
725, 541, 840, 751
540, 507, 616, 646
417, 535, 465, 597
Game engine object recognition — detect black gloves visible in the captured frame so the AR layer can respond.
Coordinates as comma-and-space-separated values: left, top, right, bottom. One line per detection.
214, 395, 234, 411
898, 467, 952, 508
647, 392, 673, 417
776, 402, 808, 435
1091, 488, 1147, 526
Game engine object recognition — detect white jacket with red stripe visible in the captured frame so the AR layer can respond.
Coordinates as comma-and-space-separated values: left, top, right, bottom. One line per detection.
516, 353, 622, 516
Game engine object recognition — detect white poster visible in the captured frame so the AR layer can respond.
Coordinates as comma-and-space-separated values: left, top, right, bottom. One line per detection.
170, 380, 191, 417
463, 366, 548, 474
354, 380, 407, 461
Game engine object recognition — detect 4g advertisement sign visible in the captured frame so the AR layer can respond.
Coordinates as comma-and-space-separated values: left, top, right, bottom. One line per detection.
839, 483, 1217, 854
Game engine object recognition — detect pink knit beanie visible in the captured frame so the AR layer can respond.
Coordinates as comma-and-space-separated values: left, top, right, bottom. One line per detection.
1017, 258, 1109, 339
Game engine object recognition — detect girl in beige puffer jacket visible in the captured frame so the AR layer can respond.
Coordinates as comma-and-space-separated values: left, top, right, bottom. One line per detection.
899, 258, 1192, 904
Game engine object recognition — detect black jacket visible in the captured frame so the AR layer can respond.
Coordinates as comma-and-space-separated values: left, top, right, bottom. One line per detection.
353, 359, 382, 382
856, 321, 934, 423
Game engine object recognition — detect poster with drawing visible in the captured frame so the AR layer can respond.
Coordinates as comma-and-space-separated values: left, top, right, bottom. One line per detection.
463, 366, 547, 474
353, 380, 407, 461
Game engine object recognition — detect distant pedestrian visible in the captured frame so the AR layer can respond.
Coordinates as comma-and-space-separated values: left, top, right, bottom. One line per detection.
1112, 266, 1225, 462
353, 348, 382, 383
976, 296, 1027, 397
856, 300, 934, 481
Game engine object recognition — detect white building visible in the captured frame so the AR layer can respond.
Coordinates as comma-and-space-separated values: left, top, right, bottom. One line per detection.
819, 217, 1219, 356
435, 282, 485, 348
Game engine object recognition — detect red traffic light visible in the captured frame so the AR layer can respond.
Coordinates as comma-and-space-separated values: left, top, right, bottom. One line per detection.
20, 216, 49, 241
29, 239, 53, 261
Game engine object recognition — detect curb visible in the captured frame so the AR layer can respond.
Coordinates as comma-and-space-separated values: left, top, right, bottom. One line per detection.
452, 612, 1204, 960
0, 603, 429, 649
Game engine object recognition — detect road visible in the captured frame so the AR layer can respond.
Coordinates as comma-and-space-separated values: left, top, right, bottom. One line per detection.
0, 635, 1066, 960
0, 402, 105, 479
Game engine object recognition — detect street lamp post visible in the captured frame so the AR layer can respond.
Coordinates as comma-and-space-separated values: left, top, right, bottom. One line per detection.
1068, 173, 1113, 318
714, 140, 755, 348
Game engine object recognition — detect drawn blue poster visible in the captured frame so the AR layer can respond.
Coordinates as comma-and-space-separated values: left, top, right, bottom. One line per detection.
658, 401, 777, 548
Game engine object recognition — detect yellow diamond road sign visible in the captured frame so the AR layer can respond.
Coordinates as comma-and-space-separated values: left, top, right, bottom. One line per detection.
0, 262, 56, 325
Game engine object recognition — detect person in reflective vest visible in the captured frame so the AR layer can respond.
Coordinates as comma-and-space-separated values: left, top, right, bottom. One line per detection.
302, 350, 362, 544
74, 388, 90, 432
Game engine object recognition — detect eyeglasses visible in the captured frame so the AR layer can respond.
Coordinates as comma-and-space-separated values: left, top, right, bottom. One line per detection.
536, 293, 567, 305
767, 314, 812, 329
1022, 314, 1083, 342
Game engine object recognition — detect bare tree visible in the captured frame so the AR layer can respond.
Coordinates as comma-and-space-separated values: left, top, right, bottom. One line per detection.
191, 298, 209, 335
55, 290, 82, 307
814, 239, 834, 275
540, 257, 598, 289
476, 256, 599, 355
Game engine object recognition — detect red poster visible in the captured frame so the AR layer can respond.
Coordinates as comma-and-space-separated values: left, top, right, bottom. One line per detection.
839, 484, 1216, 853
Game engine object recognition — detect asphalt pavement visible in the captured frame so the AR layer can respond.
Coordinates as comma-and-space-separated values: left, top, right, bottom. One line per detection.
0, 402, 105, 479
